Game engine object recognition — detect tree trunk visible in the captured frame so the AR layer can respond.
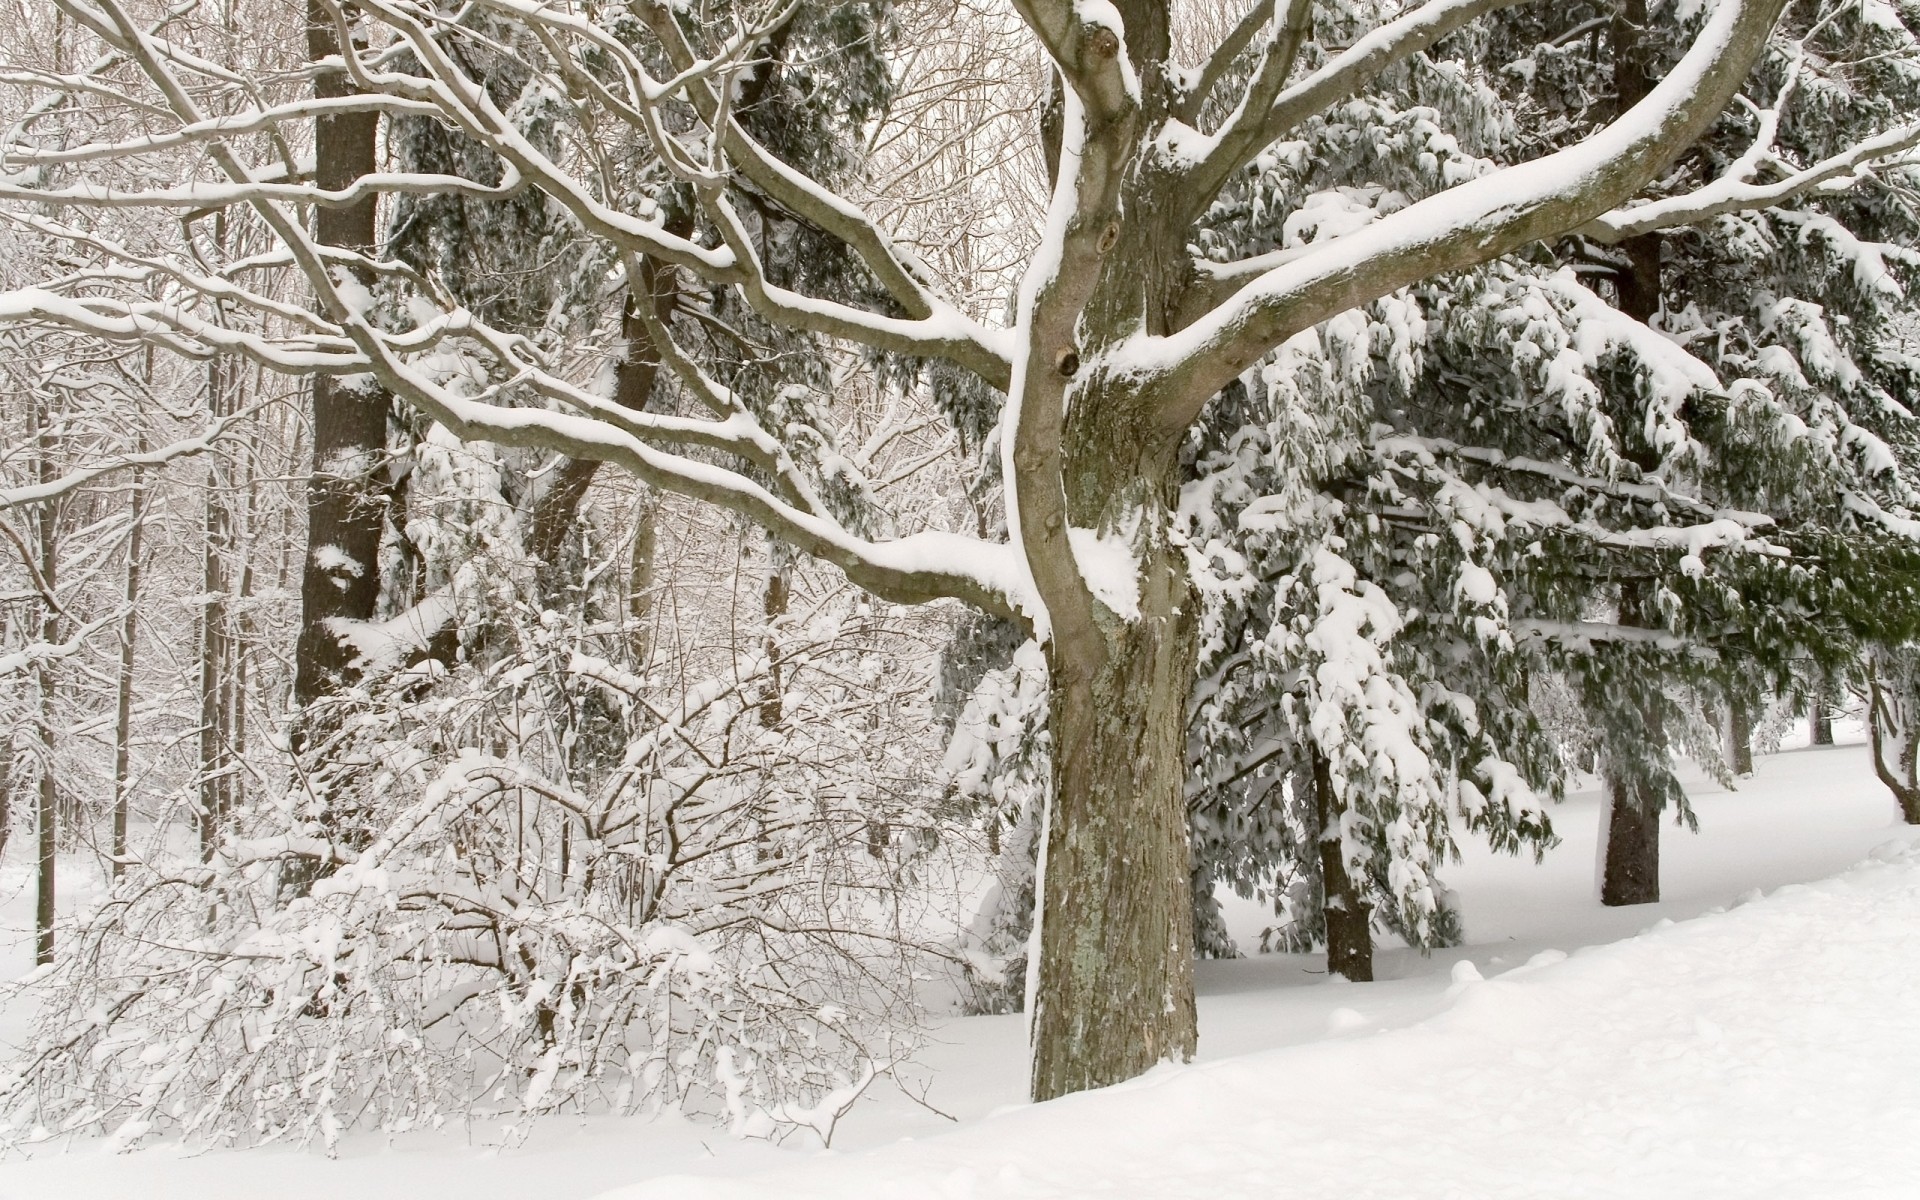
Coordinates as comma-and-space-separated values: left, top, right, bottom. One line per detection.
1601, 586, 1663, 907
527, 236, 681, 612
1313, 750, 1373, 981
1867, 657, 1920, 823
627, 490, 659, 662
293, 4, 391, 711
759, 551, 789, 728
1029, 534, 1199, 1102
200, 349, 235, 861
0, 733, 12, 862
1810, 693, 1834, 746
1594, 11, 1667, 910
110, 460, 147, 881
33, 394, 57, 965
1728, 697, 1754, 777
1599, 772, 1662, 906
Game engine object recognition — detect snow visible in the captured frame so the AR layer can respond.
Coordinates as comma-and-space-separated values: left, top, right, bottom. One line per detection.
1111, 0, 1777, 391
5, 738, 1919, 1199
1066, 525, 1141, 620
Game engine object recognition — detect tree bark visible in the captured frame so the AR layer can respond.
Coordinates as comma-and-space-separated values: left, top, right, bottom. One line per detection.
759, 551, 790, 728
1810, 693, 1834, 746
1029, 486, 1199, 1101
1867, 657, 1920, 823
110, 460, 147, 881
33, 393, 57, 965
1313, 750, 1373, 981
1599, 770, 1662, 905
1029, 622, 1199, 1099
1601, 584, 1664, 906
1728, 697, 1754, 777
200, 350, 236, 860
627, 490, 659, 662
527, 233, 682, 613
292, 3, 391, 710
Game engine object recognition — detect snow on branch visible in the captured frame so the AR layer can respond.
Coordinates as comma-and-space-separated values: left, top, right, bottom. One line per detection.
1582, 35, 1920, 243
1134, 0, 1793, 423
0, 405, 259, 511
1008, 0, 1141, 121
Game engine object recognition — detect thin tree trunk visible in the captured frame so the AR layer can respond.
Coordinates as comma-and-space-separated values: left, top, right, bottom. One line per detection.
110, 460, 147, 881
1313, 750, 1373, 981
0, 733, 12, 862
200, 351, 234, 860
759, 551, 789, 728
33, 394, 57, 965
627, 489, 659, 663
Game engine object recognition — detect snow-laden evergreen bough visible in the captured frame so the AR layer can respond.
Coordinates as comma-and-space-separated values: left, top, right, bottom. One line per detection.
1175, 0, 1920, 964
5, 0, 1916, 1103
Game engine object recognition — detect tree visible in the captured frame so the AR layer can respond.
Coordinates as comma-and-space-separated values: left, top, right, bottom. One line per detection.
12, 0, 1917, 1101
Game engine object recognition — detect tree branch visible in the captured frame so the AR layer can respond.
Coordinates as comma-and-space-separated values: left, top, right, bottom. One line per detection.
1140, 0, 1791, 427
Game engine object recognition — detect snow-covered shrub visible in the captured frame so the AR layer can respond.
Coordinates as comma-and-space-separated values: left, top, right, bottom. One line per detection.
0, 590, 953, 1150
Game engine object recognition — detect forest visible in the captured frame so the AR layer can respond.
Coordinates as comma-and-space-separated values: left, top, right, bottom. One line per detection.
2, 0, 1919, 1183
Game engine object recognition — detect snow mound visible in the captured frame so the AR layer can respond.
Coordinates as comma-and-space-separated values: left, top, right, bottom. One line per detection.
603, 837, 1920, 1200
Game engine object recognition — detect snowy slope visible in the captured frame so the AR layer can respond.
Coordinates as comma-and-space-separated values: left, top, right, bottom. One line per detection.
612, 820, 1920, 1199
1, 738, 1914, 1200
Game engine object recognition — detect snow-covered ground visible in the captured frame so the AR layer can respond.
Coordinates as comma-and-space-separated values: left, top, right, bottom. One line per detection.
3, 735, 1915, 1199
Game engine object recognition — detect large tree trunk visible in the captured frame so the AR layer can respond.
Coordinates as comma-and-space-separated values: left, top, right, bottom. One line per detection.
1029, 541, 1199, 1101
1313, 750, 1374, 981
292, 4, 391, 711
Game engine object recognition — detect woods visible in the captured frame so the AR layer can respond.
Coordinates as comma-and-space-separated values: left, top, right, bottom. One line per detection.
2, 0, 1920, 1151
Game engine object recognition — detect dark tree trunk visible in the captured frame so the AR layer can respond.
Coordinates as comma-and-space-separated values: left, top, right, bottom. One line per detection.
1313, 751, 1373, 981
1029, 519, 1199, 1102
1600, 771, 1662, 905
293, 4, 391, 711
200, 349, 236, 861
1810, 694, 1834, 746
1597, 240, 1666, 907
1601, 582, 1664, 907
110, 460, 147, 881
527, 232, 682, 611
1728, 698, 1755, 777
759, 553, 789, 728
627, 490, 659, 662
1594, 11, 1668, 910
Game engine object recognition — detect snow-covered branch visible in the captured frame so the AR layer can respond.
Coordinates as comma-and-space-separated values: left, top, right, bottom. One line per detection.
1140, 0, 1791, 424
1584, 118, 1920, 243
